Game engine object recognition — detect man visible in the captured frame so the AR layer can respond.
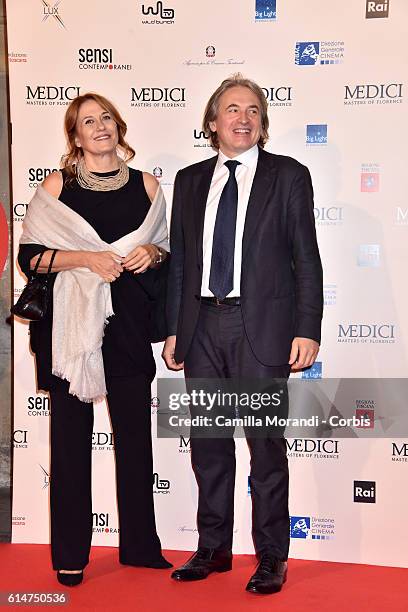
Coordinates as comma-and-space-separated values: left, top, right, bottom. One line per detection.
163, 74, 323, 594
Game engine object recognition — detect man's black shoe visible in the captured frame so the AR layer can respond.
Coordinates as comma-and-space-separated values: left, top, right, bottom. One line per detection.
245, 555, 287, 594
171, 548, 232, 581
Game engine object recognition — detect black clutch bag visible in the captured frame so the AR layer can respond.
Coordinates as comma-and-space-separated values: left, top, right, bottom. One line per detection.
11, 249, 58, 321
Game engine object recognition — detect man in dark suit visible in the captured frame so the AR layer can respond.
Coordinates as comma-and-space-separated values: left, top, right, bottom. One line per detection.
163, 74, 323, 594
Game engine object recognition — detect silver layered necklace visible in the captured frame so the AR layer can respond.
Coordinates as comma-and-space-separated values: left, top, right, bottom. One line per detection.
76, 157, 130, 191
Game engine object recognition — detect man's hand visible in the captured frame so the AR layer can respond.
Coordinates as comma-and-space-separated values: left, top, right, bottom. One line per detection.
289, 337, 319, 371
162, 335, 184, 371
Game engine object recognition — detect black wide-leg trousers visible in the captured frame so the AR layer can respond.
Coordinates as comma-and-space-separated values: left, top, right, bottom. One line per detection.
49, 375, 161, 570
184, 303, 290, 560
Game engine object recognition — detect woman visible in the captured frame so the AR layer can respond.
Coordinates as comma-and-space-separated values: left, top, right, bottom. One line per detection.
17, 93, 171, 586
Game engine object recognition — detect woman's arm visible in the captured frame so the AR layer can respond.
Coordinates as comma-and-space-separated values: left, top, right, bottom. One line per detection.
120, 172, 168, 272
23, 171, 123, 282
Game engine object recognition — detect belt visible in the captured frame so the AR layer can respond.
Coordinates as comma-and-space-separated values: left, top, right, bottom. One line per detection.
200, 296, 241, 306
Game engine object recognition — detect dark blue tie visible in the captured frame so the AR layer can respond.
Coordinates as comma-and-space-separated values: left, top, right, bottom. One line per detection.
209, 160, 241, 300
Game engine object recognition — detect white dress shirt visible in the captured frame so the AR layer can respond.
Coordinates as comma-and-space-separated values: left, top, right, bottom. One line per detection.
201, 144, 259, 297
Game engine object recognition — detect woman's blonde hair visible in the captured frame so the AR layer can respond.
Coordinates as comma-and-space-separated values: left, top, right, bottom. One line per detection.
202, 73, 269, 150
61, 92, 135, 179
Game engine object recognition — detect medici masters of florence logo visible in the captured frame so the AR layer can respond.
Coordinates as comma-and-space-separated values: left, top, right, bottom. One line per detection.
13, 430, 28, 449
262, 86, 293, 108
344, 83, 403, 106
286, 439, 340, 460
25, 85, 81, 106
392, 442, 408, 462
337, 323, 396, 344
130, 86, 186, 109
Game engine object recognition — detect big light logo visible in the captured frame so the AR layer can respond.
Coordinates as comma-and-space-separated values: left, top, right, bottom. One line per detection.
255, 0, 277, 21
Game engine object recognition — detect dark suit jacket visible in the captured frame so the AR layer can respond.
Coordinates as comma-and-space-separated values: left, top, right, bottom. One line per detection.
167, 147, 323, 366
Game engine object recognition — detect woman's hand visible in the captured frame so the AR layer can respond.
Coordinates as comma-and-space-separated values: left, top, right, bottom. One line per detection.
122, 244, 158, 274
84, 251, 123, 283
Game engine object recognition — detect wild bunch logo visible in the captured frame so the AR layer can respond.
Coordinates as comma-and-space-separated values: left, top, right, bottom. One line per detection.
193, 129, 211, 149
141, 1, 175, 24
153, 472, 170, 494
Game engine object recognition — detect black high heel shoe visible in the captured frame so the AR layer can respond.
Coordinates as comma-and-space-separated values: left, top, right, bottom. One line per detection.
57, 571, 83, 587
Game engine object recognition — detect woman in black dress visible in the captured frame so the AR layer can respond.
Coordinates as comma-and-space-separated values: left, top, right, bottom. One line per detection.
18, 93, 171, 586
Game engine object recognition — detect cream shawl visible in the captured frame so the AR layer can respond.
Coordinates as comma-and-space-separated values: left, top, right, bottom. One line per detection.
20, 184, 169, 402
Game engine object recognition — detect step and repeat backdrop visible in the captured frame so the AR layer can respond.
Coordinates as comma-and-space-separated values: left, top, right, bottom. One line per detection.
7, 0, 408, 567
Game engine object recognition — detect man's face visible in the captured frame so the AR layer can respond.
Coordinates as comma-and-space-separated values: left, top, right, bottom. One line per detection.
209, 86, 262, 158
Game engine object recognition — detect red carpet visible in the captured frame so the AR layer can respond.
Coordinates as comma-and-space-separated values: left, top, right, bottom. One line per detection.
0, 544, 407, 611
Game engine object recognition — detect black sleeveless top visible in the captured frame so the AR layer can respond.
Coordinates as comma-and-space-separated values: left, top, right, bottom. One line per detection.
19, 167, 158, 391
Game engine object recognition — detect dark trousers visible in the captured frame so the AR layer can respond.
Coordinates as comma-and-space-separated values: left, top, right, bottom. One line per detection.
49, 375, 161, 570
184, 303, 290, 559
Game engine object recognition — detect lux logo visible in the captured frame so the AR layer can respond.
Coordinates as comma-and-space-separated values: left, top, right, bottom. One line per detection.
41, 0, 66, 29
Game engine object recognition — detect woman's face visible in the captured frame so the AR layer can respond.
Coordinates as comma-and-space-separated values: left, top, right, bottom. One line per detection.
75, 99, 119, 157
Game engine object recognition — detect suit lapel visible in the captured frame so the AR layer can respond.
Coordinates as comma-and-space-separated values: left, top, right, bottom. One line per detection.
242, 148, 277, 260
193, 155, 217, 267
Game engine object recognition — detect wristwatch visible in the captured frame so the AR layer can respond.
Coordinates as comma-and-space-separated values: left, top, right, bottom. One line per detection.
154, 246, 164, 265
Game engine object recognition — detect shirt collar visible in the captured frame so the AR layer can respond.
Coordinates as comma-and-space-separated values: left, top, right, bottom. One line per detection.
216, 144, 259, 171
